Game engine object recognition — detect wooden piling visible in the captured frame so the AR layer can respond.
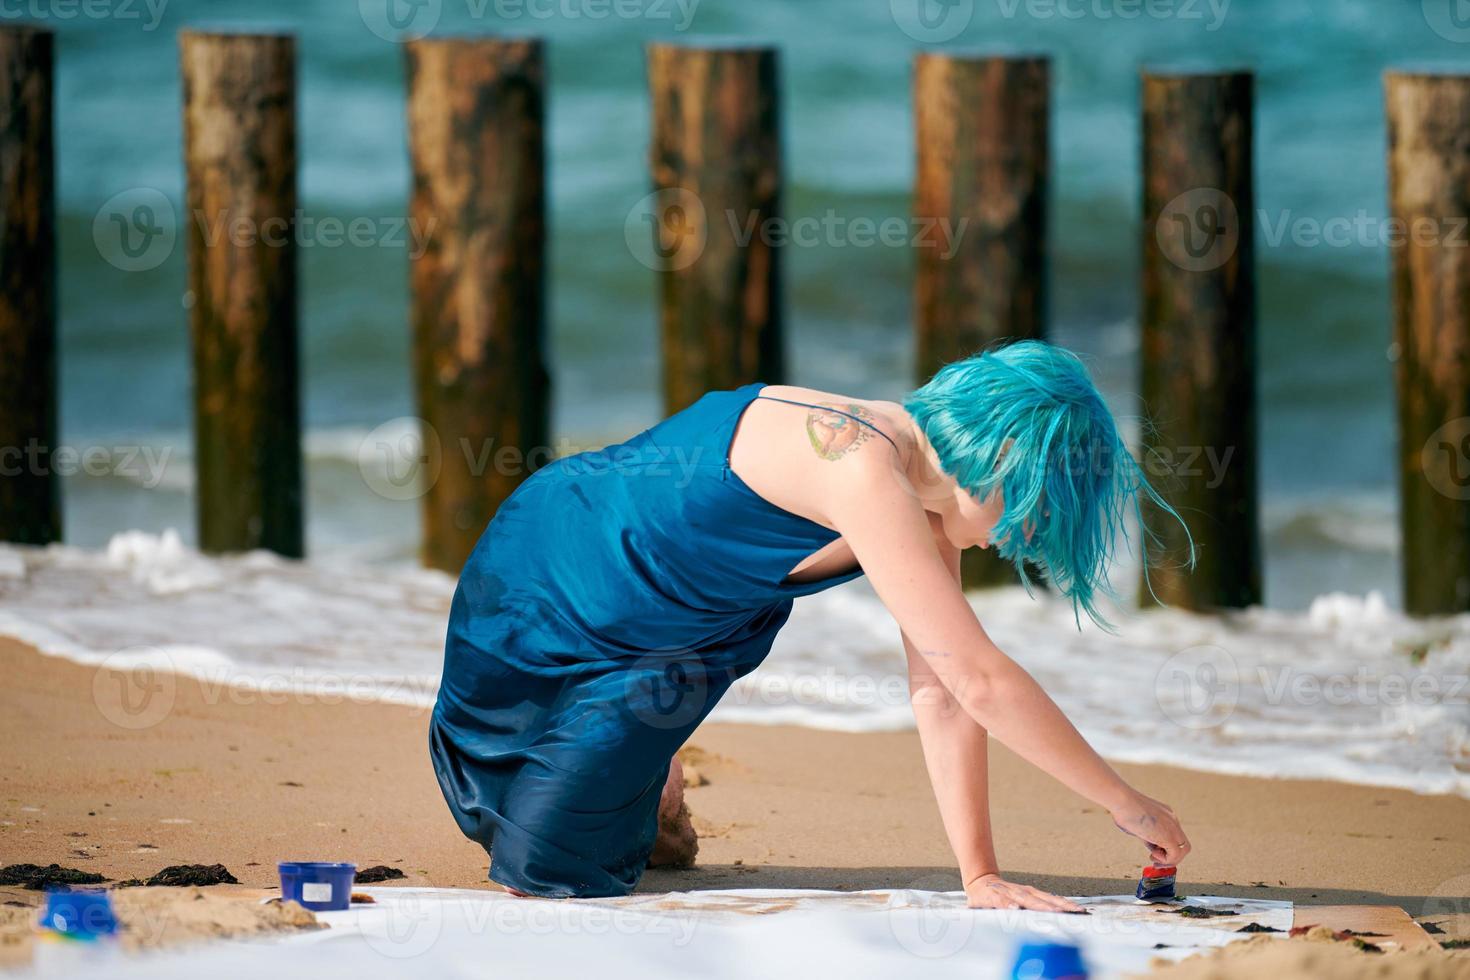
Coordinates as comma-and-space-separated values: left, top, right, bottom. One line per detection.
1140, 71, 1258, 610
0, 26, 58, 545
648, 41, 783, 414
1386, 71, 1470, 614
181, 31, 302, 557
914, 52, 1050, 589
913, 52, 1049, 377
406, 37, 550, 575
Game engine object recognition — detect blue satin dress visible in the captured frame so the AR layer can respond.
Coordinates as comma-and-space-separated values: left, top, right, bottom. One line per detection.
430, 383, 894, 897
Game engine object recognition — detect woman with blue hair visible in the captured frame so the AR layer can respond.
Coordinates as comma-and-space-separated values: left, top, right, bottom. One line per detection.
432, 339, 1193, 908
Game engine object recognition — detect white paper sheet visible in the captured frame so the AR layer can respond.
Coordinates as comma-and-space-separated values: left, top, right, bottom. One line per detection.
21, 888, 1292, 980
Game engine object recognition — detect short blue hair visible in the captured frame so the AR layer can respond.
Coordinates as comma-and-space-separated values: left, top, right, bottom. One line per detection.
904, 340, 1192, 628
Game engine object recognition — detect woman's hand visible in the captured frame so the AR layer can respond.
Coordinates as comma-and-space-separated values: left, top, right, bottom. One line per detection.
1110, 790, 1191, 866
964, 873, 1084, 913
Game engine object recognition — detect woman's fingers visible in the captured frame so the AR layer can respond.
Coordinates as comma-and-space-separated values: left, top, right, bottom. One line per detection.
1155, 837, 1191, 866
970, 881, 1082, 913
1152, 812, 1192, 865
1027, 888, 1084, 913
1027, 889, 1084, 914
1114, 794, 1192, 867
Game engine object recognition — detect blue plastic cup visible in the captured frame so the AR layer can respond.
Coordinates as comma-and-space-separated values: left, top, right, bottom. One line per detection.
278, 862, 357, 911
1011, 941, 1088, 980
38, 890, 119, 939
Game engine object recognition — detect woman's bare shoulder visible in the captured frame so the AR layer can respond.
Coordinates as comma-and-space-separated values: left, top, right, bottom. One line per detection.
755, 386, 913, 457
727, 385, 913, 530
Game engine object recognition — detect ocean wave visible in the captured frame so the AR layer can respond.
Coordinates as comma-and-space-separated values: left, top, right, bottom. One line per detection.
1263, 495, 1398, 553
86, 427, 1403, 556
1, 532, 1464, 797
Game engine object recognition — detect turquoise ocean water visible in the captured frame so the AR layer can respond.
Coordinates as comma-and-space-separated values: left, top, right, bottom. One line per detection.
30, 0, 1470, 606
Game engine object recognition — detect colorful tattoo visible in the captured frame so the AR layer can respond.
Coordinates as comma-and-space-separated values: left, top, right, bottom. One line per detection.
806, 403, 878, 461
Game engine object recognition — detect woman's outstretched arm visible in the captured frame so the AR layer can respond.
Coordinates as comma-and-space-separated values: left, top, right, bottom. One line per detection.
906, 636, 1087, 911
902, 535, 1083, 911
828, 456, 1191, 872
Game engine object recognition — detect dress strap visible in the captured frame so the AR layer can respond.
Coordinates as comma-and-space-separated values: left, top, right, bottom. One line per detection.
755, 395, 901, 455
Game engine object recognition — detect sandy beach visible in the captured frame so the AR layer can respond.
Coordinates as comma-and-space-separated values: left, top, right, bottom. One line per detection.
3, 634, 1468, 974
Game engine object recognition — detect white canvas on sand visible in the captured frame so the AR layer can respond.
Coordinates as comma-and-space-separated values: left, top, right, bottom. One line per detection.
21, 888, 1292, 979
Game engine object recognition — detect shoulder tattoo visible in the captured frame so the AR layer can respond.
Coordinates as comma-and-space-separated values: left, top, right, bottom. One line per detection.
806, 403, 878, 461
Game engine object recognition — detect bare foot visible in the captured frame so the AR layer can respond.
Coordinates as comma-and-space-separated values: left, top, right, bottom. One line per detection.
647, 756, 699, 869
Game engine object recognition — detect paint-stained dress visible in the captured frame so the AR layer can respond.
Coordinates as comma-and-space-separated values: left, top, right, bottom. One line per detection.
430, 383, 872, 897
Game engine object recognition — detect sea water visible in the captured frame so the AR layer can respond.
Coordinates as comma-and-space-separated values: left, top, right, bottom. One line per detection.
14, 0, 1470, 795
49, 0, 1446, 610
2, 533, 1465, 798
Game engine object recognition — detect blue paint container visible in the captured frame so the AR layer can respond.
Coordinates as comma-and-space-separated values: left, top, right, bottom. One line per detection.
1010, 941, 1088, 980
277, 862, 357, 911
38, 890, 119, 940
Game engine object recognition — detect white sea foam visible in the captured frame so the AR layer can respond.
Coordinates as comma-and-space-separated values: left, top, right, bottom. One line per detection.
1, 533, 1466, 797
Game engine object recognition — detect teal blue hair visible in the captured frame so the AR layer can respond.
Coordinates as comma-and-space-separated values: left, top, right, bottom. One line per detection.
904, 340, 1193, 628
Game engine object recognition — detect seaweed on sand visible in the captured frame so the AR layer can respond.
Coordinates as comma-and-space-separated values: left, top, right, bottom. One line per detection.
354, 866, 406, 883
1170, 905, 1239, 919
145, 864, 239, 887
0, 864, 108, 890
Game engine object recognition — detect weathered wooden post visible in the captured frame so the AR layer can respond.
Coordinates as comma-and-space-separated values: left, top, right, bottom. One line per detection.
648, 41, 783, 414
181, 30, 303, 558
406, 37, 550, 575
1386, 71, 1470, 614
914, 52, 1050, 589
0, 26, 58, 545
1140, 70, 1258, 610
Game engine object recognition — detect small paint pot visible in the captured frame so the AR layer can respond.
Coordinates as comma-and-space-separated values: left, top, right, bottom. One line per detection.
1011, 941, 1088, 980
277, 862, 356, 911
38, 890, 119, 939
